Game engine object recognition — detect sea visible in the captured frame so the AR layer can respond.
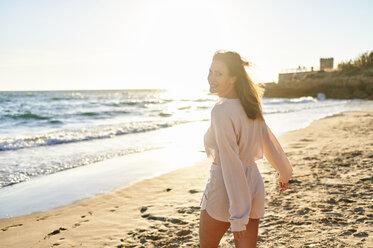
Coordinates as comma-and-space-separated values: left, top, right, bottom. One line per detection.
1, 89, 373, 218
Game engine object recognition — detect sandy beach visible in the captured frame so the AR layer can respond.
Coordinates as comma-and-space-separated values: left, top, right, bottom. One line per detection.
0, 108, 372, 248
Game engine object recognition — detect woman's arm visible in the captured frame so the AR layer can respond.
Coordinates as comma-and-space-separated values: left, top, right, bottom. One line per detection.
262, 122, 293, 183
211, 106, 251, 232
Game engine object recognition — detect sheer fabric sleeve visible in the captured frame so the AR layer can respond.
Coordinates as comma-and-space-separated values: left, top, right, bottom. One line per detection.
211, 107, 251, 232
262, 122, 293, 183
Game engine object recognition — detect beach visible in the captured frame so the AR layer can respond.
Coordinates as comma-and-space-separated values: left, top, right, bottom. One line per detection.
0, 108, 372, 247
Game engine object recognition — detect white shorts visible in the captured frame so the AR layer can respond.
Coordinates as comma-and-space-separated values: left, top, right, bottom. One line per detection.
200, 163, 265, 222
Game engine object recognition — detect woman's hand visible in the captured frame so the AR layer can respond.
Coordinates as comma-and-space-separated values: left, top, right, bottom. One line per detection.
276, 172, 289, 193
233, 230, 246, 240
279, 181, 288, 193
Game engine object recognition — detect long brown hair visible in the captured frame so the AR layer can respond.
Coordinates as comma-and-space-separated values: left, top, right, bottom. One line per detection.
213, 50, 264, 121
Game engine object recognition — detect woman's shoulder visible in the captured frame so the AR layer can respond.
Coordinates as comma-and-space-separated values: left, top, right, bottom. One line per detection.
214, 97, 240, 109
212, 98, 266, 126
211, 98, 241, 120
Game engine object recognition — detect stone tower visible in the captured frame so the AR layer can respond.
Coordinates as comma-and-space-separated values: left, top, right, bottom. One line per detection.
320, 58, 334, 71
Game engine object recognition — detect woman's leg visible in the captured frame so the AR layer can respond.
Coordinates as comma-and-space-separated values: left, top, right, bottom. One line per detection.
199, 209, 230, 248
233, 218, 260, 248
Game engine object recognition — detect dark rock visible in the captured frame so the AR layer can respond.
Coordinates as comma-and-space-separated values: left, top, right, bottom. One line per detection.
176, 230, 192, 236
353, 232, 368, 237
140, 206, 148, 213
338, 198, 356, 203
353, 207, 365, 213
169, 218, 188, 225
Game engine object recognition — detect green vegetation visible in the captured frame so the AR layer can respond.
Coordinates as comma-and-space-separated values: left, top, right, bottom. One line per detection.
336, 51, 373, 77
338, 51, 373, 70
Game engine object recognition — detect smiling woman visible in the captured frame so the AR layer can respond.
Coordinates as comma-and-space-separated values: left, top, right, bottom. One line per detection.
208, 60, 236, 97
199, 50, 292, 248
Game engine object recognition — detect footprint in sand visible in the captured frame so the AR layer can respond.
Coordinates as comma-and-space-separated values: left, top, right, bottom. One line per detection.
141, 213, 188, 225
188, 189, 200, 194
44, 227, 67, 239
353, 232, 368, 238
72, 212, 93, 228
123, 205, 202, 246
303, 156, 318, 161
72, 219, 89, 228
36, 215, 49, 221
140, 206, 148, 213
176, 229, 192, 236
339, 228, 357, 236
109, 205, 120, 212
177, 206, 200, 214
125, 222, 196, 247
1, 223, 23, 231
290, 143, 305, 149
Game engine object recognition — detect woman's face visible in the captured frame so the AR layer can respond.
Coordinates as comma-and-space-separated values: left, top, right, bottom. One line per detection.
208, 60, 236, 97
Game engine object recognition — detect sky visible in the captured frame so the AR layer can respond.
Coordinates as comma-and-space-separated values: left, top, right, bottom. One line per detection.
0, 0, 372, 91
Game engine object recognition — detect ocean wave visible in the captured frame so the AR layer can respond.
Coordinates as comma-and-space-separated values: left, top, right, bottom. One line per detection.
159, 112, 173, 117
0, 98, 11, 103
80, 112, 100, 116
4, 112, 50, 120
0, 146, 157, 188
177, 106, 192, 110
179, 98, 216, 102
104, 100, 165, 107
288, 96, 318, 103
1, 109, 133, 123
51, 97, 75, 101
49, 120, 64, 124
78, 110, 131, 117
263, 96, 318, 105
263, 100, 348, 115
0, 120, 191, 151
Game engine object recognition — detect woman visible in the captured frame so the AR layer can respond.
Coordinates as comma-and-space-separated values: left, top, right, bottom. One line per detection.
199, 50, 293, 248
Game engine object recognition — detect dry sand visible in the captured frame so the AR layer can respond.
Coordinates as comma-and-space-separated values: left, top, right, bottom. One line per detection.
0, 108, 372, 248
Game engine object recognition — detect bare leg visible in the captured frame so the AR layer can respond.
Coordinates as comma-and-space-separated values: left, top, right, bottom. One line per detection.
199, 209, 230, 248
233, 218, 260, 248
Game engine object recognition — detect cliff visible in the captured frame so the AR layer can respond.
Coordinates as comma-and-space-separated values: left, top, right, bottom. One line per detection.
260, 67, 373, 100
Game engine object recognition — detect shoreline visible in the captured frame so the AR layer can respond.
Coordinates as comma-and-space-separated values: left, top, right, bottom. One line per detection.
2, 101, 368, 219
1, 108, 372, 247
0, 120, 209, 219
0, 147, 207, 219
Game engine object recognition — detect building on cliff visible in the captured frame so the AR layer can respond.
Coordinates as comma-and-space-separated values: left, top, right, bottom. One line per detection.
278, 57, 334, 84
320, 57, 334, 71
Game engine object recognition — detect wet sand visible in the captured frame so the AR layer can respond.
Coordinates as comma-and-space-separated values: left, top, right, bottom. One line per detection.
0, 109, 372, 247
